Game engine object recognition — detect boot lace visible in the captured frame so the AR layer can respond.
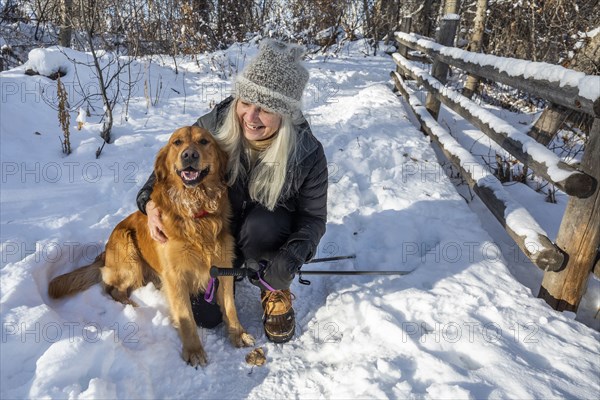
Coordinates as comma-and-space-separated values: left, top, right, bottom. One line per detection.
261, 290, 296, 320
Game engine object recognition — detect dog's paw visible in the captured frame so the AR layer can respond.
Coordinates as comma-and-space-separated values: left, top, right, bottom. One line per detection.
182, 346, 208, 367
230, 331, 255, 348
124, 299, 139, 308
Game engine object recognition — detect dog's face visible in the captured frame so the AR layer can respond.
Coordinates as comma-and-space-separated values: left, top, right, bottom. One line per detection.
155, 126, 227, 188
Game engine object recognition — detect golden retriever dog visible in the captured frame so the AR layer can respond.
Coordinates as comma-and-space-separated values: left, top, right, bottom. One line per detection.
48, 126, 254, 367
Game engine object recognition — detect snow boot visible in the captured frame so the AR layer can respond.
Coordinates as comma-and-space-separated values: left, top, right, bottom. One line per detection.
261, 289, 295, 343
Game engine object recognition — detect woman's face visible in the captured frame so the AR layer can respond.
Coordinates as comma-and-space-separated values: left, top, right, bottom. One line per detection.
236, 100, 282, 141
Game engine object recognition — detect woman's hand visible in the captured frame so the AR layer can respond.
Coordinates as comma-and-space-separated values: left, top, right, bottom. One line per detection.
262, 249, 304, 290
146, 200, 168, 243
245, 251, 301, 291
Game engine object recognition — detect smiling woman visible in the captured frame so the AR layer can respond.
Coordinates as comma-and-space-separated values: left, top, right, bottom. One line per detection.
136, 39, 328, 344
237, 100, 282, 141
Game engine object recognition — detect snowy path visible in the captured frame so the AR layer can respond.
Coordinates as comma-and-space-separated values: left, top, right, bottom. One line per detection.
1, 44, 599, 399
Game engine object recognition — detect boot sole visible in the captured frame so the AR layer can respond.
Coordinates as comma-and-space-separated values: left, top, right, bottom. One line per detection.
264, 324, 295, 343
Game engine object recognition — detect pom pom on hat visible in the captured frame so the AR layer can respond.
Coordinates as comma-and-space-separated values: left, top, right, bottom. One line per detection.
234, 39, 309, 117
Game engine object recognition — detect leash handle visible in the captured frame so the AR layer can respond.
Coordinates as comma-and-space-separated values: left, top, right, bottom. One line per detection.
209, 265, 276, 291
210, 266, 247, 278
209, 266, 311, 286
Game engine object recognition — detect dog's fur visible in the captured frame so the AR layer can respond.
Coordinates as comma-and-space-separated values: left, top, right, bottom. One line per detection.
48, 126, 254, 366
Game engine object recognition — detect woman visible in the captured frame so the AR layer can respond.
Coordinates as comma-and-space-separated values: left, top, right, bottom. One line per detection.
136, 40, 328, 343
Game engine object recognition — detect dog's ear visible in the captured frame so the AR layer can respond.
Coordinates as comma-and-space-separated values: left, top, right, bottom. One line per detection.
154, 144, 170, 182
216, 146, 229, 182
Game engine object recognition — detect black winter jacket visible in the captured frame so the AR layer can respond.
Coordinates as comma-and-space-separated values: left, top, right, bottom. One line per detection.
136, 97, 328, 263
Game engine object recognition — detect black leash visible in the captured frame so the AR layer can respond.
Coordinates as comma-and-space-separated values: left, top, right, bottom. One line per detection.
306, 254, 357, 263
209, 254, 416, 286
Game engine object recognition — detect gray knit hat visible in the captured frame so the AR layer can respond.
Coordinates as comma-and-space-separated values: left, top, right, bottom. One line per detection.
234, 39, 309, 117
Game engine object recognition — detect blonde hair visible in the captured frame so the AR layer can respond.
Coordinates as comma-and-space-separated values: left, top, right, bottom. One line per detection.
215, 99, 300, 211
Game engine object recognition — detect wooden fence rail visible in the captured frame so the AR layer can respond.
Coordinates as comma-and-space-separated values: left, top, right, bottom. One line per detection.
393, 54, 596, 199
392, 71, 565, 271
394, 31, 600, 118
392, 16, 600, 313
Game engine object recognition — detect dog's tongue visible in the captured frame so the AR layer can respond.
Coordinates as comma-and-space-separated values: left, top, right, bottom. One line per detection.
181, 170, 199, 181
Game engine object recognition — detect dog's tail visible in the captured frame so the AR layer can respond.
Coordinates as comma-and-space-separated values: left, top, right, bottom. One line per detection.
48, 254, 103, 299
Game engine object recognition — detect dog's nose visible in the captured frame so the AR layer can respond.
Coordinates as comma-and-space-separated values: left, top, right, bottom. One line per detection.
181, 147, 200, 163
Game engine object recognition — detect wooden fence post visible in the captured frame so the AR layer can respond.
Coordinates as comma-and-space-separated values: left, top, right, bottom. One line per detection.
538, 118, 600, 311
397, 17, 412, 58
425, 15, 459, 119
527, 104, 570, 146
396, 16, 412, 79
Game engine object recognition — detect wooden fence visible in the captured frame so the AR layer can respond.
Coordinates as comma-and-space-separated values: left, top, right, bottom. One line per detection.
391, 15, 600, 313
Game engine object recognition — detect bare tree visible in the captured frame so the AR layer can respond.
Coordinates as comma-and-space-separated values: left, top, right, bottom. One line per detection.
462, 0, 487, 99
30, 0, 60, 41
485, 0, 599, 64
216, 0, 247, 45
413, 0, 441, 37
442, 0, 461, 15
71, 0, 139, 149
59, 0, 72, 47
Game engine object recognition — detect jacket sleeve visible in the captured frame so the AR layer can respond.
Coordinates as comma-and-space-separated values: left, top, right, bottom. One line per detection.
136, 172, 156, 214
284, 143, 328, 264
135, 97, 234, 214
194, 96, 233, 133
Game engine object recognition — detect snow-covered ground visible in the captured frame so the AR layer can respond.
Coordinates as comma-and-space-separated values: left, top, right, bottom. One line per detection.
1, 43, 599, 399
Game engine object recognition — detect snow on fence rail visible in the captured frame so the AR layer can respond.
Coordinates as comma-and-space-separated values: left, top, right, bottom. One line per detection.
394, 31, 600, 118
391, 16, 600, 314
392, 53, 596, 199
391, 71, 564, 272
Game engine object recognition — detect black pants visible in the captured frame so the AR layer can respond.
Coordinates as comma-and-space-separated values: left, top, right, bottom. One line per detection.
191, 204, 292, 328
